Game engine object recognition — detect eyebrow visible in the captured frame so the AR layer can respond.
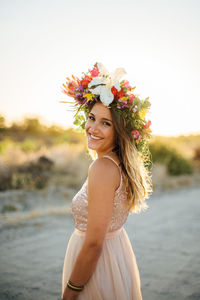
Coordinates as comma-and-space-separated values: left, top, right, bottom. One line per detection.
89, 112, 113, 123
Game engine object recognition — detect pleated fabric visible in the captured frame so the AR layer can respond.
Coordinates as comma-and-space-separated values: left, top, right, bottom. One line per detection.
61, 226, 143, 300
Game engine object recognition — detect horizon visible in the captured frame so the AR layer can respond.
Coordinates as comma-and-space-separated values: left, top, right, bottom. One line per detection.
1, 111, 200, 138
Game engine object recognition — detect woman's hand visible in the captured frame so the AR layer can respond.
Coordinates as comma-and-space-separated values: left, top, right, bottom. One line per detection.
62, 286, 80, 300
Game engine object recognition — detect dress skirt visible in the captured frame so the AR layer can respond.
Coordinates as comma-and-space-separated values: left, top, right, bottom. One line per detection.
61, 226, 143, 300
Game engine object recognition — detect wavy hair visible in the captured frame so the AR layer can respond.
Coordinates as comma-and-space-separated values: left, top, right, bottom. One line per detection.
85, 101, 153, 214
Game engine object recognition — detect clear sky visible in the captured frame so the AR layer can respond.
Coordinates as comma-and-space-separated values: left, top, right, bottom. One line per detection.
0, 0, 200, 136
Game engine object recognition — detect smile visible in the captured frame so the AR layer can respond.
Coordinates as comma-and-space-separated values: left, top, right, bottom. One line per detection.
88, 133, 103, 141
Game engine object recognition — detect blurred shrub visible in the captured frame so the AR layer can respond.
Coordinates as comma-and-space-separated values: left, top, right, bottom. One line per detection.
54, 133, 70, 144
193, 146, 200, 161
0, 166, 12, 190
2, 204, 18, 213
53, 129, 85, 145
149, 141, 193, 175
149, 142, 174, 164
0, 138, 13, 154
0, 156, 54, 191
167, 153, 193, 175
11, 172, 49, 190
20, 138, 38, 152
11, 173, 33, 189
15, 155, 53, 189
0, 114, 6, 132
22, 118, 45, 134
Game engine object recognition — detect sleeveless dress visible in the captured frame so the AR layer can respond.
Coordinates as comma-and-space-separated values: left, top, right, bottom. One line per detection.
61, 155, 143, 300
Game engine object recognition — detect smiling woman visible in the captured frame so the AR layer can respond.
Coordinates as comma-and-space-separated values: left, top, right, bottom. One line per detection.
61, 62, 153, 300
85, 103, 116, 157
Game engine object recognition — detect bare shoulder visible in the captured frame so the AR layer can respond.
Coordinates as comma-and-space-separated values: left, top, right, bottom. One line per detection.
84, 157, 120, 248
88, 157, 120, 190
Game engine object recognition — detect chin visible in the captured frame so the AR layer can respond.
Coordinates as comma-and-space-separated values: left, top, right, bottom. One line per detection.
87, 143, 100, 151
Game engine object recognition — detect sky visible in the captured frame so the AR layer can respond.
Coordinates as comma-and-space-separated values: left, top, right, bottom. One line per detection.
0, 0, 200, 136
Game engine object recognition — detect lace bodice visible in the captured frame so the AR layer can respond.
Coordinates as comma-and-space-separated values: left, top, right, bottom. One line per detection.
71, 155, 131, 232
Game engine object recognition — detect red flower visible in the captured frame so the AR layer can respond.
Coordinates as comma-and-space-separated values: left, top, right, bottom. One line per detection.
118, 88, 124, 98
111, 86, 125, 100
80, 76, 92, 88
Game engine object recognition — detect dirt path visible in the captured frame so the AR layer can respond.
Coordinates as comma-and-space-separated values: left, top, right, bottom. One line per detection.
0, 186, 200, 300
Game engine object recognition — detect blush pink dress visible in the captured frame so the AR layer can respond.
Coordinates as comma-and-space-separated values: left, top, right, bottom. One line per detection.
61, 155, 143, 300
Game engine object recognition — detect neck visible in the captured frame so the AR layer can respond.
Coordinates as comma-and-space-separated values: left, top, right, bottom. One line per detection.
96, 149, 115, 159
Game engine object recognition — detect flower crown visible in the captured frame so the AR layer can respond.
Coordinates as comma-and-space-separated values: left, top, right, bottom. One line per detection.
60, 62, 152, 153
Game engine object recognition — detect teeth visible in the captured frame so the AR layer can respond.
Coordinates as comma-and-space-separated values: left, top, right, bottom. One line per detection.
90, 134, 101, 140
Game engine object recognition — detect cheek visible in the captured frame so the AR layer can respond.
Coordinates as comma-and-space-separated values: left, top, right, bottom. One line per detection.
105, 127, 115, 140
85, 120, 90, 130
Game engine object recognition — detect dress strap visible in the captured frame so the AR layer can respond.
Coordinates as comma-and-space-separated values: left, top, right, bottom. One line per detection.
102, 155, 120, 168
102, 155, 122, 192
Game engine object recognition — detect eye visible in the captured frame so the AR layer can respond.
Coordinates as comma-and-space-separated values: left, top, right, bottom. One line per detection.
103, 121, 111, 126
88, 115, 111, 126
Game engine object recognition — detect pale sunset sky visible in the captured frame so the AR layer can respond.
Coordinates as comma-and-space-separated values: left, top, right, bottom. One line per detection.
0, 0, 200, 136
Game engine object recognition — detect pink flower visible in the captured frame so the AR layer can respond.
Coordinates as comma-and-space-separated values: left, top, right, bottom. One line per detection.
128, 94, 135, 104
91, 67, 100, 77
129, 94, 135, 100
124, 80, 132, 90
131, 129, 140, 139
121, 103, 129, 108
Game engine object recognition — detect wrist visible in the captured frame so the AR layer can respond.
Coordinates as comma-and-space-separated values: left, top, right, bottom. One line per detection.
67, 279, 84, 293
67, 285, 80, 294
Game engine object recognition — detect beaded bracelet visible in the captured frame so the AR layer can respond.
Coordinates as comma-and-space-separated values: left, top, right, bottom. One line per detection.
67, 280, 84, 292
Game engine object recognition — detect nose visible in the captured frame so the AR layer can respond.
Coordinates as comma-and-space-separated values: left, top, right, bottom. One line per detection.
89, 122, 100, 135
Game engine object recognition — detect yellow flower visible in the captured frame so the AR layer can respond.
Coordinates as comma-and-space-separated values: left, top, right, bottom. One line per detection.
120, 96, 129, 102
83, 93, 95, 101
138, 108, 147, 119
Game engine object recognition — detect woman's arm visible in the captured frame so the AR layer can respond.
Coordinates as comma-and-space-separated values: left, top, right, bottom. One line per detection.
62, 158, 120, 299
62, 239, 103, 299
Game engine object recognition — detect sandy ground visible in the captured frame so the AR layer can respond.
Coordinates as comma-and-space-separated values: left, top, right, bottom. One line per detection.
0, 186, 200, 300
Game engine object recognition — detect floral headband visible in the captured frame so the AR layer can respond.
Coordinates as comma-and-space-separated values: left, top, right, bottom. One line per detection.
60, 62, 152, 153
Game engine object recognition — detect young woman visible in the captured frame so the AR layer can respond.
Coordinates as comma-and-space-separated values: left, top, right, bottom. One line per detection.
60, 63, 153, 300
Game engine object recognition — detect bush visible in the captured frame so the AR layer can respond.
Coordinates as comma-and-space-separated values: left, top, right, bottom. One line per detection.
149, 141, 193, 175
11, 172, 49, 190
167, 153, 193, 175
0, 138, 13, 154
149, 142, 176, 164
20, 139, 38, 152
193, 146, 200, 161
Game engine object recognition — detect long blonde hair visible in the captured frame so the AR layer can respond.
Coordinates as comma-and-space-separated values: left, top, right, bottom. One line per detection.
86, 102, 153, 214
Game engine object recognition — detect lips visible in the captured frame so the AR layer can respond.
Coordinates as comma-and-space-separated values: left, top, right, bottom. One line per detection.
88, 133, 103, 141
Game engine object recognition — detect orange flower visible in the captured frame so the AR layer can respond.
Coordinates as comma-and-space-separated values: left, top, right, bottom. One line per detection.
143, 120, 151, 129
62, 81, 77, 97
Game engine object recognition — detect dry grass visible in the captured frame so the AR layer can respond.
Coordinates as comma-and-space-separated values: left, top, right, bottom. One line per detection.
0, 206, 71, 226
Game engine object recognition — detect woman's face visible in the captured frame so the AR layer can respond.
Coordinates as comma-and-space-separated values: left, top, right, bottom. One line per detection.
85, 102, 116, 157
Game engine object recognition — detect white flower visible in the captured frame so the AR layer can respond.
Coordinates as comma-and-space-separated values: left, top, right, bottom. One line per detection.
88, 63, 127, 106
